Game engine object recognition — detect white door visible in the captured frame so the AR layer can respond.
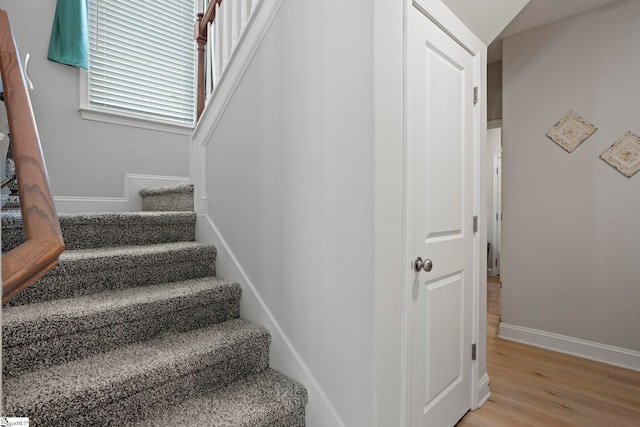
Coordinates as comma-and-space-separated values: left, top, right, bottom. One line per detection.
493, 156, 502, 276
406, 6, 476, 426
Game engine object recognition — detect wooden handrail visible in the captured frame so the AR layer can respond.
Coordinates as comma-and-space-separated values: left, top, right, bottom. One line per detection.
195, 0, 222, 119
1, 9, 65, 304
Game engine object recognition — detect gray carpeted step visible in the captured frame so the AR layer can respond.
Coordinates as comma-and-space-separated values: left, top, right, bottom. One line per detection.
4, 319, 271, 426
7, 242, 217, 306
2, 188, 307, 424
3, 277, 241, 377
140, 182, 194, 212
133, 368, 307, 427
2, 210, 196, 252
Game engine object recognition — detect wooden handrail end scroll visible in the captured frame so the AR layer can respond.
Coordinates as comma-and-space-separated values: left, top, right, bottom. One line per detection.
1, 9, 65, 304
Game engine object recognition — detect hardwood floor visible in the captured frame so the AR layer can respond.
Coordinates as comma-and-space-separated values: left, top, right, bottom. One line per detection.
487, 276, 500, 318
458, 316, 640, 426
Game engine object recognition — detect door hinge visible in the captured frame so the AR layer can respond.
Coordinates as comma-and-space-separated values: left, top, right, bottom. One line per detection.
473, 216, 478, 233
472, 343, 477, 361
473, 87, 478, 105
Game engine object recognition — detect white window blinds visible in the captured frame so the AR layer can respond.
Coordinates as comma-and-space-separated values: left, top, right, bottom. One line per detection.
88, 0, 197, 125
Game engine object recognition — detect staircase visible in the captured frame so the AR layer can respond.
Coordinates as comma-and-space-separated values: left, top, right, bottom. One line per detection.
2, 184, 307, 426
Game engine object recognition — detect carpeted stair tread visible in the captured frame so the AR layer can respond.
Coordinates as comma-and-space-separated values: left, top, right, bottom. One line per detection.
3, 277, 242, 376
7, 242, 217, 306
1, 210, 196, 252
58, 240, 212, 262
4, 319, 271, 425
133, 368, 308, 427
140, 183, 194, 212
4, 277, 239, 336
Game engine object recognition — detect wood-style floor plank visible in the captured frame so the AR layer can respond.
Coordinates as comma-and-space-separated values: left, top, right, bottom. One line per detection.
458, 316, 640, 427
487, 276, 501, 318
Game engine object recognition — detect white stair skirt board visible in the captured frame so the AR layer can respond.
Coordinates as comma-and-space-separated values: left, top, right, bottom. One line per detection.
195, 213, 346, 427
499, 322, 640, 372
54, 174, 190, 212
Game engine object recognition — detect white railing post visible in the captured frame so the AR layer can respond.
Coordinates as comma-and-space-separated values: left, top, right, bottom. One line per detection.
215, 3, 223, 79
223, 0, 232, 67
232, 0, 240, 50
206, 21, 213, 96
241, 0, 249, 30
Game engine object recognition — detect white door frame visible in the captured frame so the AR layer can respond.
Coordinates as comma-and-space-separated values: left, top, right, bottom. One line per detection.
401, 0, 487, 424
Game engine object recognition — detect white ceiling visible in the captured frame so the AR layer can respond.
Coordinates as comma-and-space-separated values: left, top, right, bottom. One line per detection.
488, 0, 624, 62
499, 0, 623, 38
440, 0, 529, 45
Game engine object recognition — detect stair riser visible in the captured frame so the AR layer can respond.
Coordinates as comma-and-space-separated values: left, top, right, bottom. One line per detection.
68, 356, 268, 426
59, 217, 196, 249
7, 247, 216, 306
266, 408, 306, 427
132, 369, 308, 427
2, 212, 196, 252
9, 335, 271, 426
139, 183, 194, 212
141, 192, 194, 212
4, 293, 241, 377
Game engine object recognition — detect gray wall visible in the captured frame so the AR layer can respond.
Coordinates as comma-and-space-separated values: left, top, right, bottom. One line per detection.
502, 0, 640, 351
487, 61, 502, 122
1, 2, 189, 198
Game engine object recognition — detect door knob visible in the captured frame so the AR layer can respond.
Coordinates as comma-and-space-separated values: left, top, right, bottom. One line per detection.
413, 257, 433, 272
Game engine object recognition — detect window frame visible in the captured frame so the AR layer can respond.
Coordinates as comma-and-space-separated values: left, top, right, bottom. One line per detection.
80, 0, 197, 135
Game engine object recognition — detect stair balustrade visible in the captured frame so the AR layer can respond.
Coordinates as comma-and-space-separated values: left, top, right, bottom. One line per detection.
0, 9, 65, 304
195, 0, 260, 119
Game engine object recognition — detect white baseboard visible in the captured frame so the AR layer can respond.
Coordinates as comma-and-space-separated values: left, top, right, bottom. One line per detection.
477, 373, 491, 408
54, 174, 190, 212
196, 213, 346, 427
499, 322, 640, 372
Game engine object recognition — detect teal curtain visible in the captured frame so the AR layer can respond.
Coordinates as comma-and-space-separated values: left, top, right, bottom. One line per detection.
47, 0, 89, 69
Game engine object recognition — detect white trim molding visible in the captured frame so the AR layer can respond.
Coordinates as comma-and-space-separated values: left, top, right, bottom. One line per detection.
54, 174, 190, 212
412, 0, 483, 54
191, 0, 284, 147
195, 213, 346, 427
477, 373, 491, 407
499, 322, 640, 372
79, 106, 194, 135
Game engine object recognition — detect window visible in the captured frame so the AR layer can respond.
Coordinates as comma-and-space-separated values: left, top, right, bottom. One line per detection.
86, 0, 197, 127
